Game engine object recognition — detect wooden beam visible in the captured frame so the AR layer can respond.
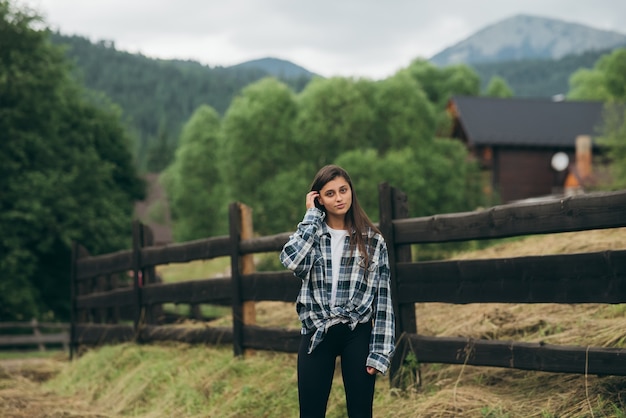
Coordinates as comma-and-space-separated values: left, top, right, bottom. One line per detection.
241, 271, 300, 302
76, 288, 135, 310
243, 326, 301, 352
140, 235, 230, 266
73, 324, 135, 345
141, 278, 232, 305
408, 334, 626, 376
140, 325, 233, 345
76, 250, 133, 280
394, 189, 626, 244
396, 249, 626, 304
239, 232, 291, 254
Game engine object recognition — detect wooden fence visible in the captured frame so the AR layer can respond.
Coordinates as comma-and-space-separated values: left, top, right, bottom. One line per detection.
70, 185, 626, 384
0, 319, 69, 351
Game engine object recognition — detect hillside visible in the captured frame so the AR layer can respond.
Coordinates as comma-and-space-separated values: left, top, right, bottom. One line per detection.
228, 56, 317, 78
431, 14, 626, 66
471, 48, 612, 97
49, 33, 314, 169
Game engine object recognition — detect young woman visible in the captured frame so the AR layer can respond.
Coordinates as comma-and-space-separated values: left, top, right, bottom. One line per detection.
280, 165, 395, 418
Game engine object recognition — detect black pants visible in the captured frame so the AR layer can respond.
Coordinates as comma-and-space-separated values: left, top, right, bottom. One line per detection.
298, 321, 376, 418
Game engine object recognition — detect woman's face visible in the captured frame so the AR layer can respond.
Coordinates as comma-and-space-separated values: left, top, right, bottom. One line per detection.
317, 176, 352, 219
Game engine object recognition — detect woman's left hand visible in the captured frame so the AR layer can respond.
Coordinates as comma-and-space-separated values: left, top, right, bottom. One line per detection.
366, 366, 379, 375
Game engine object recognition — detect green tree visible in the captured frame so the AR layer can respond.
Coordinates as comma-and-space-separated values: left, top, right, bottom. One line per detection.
598, 106, 626, 189
568, 68, 611, 100
400, 59, 480, 135
568, 49, 626, 101
372, 72, 437, 153
568, 49, 626, 189
295, 77, 377, 167
440, 64, 482, 101
220, 77, 297, 232
257, 162, 317, 234
401, 59, 481, 108
145, 123, 176, 173
335, 142, 483, 221
0, 1, 144, 321
485, 76, 514, 98
161, 105, 227, 240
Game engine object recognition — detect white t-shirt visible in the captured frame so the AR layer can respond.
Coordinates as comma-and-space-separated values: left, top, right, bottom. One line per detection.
327, 225, 348, 307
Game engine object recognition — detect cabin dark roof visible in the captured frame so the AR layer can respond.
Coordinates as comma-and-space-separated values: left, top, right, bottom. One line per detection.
451, 96, 605, 148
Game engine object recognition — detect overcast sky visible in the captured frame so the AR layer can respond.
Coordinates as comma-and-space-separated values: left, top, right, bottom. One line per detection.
24, 0, 626, 79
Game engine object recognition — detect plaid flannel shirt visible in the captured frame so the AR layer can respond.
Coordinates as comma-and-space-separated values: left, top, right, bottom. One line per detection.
280, 208, 395, 374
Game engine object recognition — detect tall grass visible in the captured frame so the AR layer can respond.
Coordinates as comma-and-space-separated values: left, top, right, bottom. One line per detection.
48, 343, 301, 417
42, 342, 626, 417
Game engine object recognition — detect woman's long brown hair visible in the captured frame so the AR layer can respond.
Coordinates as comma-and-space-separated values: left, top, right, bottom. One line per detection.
310, 165, 381, 265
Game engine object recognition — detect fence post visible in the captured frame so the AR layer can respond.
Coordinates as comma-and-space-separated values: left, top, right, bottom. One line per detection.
94, 275, 107, 323
132, 220, 144, 338
378, 182, 418, 387
31, 318, 44, 351
70, 241, 89, 360
110, 272, 121, 324
141, 224, 162, 324
229, 202, 256, 357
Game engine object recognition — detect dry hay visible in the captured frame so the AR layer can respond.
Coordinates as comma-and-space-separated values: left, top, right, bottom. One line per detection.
203, 301, 300, 330
253, 301, 300, 329
395, 364, 626, 417
0, 357, 108, 418
423, 227, 626, 348
451, 227, 626, 260
415, 302, 626, 348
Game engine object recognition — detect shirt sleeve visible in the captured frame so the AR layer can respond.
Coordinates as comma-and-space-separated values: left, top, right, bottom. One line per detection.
366, 240, 396, 375
279, 208, 324, 280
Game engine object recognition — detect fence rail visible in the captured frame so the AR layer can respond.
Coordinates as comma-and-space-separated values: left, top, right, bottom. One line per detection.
69, 186, 626, 386
0, 320, 69, 351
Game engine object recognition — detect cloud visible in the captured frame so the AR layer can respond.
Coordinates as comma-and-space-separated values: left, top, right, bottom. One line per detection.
25, 0, 626, 79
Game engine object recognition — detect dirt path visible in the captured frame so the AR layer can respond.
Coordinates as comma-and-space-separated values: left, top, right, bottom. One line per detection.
0, 357, 108, 418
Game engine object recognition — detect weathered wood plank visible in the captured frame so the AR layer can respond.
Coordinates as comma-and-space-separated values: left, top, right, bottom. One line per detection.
73, 324, 135, 345
230, 202, 245, 356
241, 271, 300, 302
378, 183, 416, 334
141, 278, 232, 305
76, 288, 135, 310
409, 334, 626, 375
76, 250, 133, 280
396, 249, 626, 304
243, 326, 300, 352
0, 322, 69, 330
394, 190, 626, 244
139, 325, 233, 345
240, 232, 291, 254
140, 236, 230, 267
0, 333, 68, 346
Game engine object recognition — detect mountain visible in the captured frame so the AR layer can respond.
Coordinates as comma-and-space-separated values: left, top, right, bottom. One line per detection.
430, 14, 626, 66
229, 57, 317, 78
471, 48, 611, 98
50, 33, 315, 170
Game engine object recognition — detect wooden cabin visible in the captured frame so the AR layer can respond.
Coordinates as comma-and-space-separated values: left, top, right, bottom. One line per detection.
447, 96, 605, 203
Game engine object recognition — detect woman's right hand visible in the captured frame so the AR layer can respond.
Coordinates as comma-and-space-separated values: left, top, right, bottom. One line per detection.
306, 191, 320, 209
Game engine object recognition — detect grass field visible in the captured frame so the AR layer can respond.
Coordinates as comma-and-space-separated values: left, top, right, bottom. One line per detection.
1, 228, 626, 417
